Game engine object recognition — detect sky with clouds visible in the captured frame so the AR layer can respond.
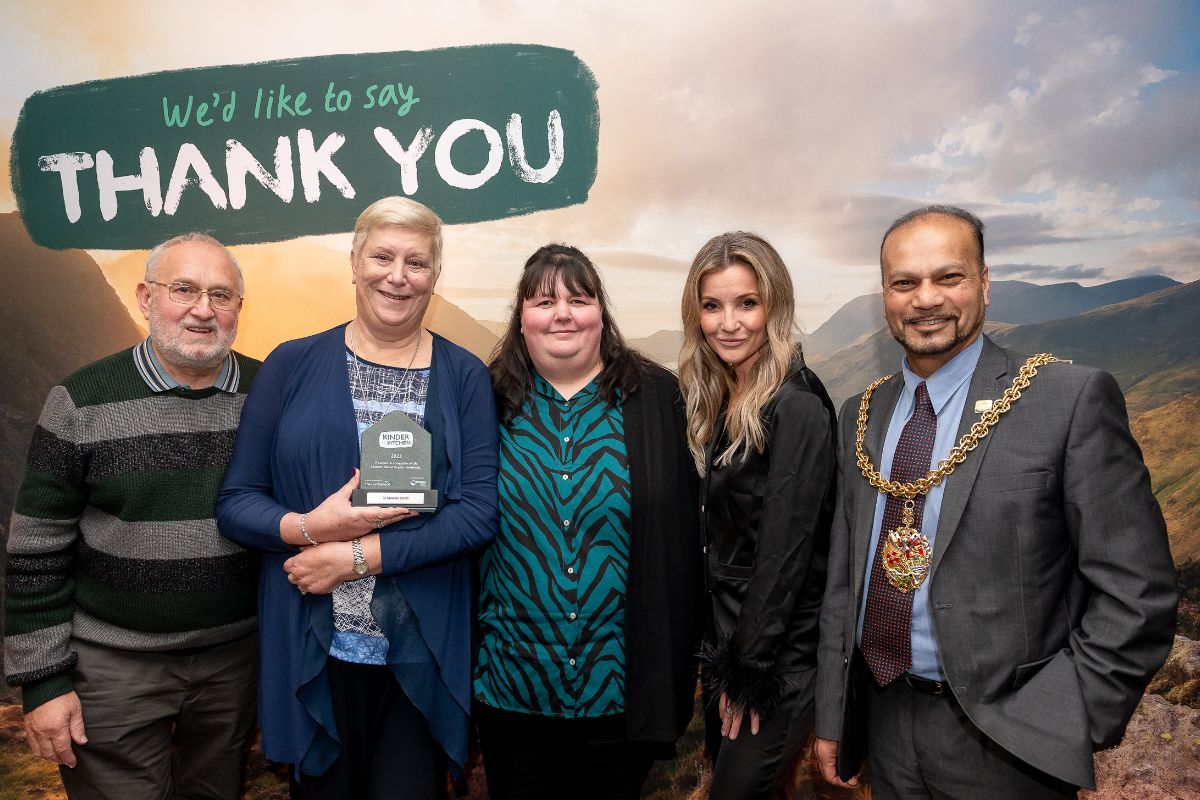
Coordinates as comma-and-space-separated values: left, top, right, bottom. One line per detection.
2, 0, 1197, 338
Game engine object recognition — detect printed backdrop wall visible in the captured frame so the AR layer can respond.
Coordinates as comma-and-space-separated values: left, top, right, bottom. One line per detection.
2, 2, 1198, 797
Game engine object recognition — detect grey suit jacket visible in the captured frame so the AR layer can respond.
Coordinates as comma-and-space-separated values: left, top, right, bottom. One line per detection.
814, 336, 1177, 788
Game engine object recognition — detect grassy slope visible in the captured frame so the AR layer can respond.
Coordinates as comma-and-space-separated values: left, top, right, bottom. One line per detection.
1131, 392, 1200, 566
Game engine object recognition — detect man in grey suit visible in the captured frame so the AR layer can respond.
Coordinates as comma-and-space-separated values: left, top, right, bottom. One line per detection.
813, 205, 1176, 797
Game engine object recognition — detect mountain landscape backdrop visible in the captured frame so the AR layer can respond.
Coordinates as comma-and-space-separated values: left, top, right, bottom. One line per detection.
0, 211, 1197, 798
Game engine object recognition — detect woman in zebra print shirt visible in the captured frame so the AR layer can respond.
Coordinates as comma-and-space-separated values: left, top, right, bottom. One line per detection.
475, 244, 705, 800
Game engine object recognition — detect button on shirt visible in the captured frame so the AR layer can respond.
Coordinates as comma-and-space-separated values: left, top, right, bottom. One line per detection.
475, 374, 631, 717
857, 335, 983, 680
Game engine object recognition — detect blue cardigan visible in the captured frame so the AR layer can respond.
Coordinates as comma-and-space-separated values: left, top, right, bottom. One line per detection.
217, 324, 498, 774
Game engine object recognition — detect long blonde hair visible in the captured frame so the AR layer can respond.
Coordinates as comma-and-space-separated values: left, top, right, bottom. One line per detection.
679, 232, 800, 472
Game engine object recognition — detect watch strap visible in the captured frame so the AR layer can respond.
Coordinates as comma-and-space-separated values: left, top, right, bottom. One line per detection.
351, 538, 368, 576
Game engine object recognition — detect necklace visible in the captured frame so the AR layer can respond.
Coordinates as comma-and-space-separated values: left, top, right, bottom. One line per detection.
855, 352, 1059, 592
346, 323, 423, 426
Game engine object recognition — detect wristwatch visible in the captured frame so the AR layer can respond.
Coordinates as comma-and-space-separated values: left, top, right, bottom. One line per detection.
351, 538, 369, 577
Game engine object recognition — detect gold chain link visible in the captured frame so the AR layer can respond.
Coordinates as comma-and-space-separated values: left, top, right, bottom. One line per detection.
855, 353, 1060, 500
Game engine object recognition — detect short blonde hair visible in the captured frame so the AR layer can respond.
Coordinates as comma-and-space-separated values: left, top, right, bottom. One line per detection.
351, 196, 444, 277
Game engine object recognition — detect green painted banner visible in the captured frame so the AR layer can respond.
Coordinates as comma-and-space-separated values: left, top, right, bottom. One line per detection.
11, 45, 599, 249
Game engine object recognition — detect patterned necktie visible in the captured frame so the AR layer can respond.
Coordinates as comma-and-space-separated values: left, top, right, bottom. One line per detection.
861, 382, 937, 686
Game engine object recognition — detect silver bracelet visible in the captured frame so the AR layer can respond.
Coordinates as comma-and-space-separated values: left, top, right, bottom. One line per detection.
298, 513, 318, 546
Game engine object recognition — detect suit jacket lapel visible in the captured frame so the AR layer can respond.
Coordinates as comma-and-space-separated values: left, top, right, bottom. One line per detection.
852, 374, 902, 601
930, 336, 1010, 573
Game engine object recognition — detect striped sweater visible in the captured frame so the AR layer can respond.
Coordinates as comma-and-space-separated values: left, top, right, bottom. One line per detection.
4, 343, 261, 711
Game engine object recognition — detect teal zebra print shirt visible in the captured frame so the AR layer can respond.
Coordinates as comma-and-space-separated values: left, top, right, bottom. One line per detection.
475, 372, 631, 717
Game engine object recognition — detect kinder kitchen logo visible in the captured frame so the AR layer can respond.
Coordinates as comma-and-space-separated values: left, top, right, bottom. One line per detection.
380, 431, 414, 448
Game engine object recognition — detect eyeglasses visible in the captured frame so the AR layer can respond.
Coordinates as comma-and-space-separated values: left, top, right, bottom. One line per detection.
146, 280, 242, 311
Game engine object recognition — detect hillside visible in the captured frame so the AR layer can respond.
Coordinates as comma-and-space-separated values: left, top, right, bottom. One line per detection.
424, 295, 499, 362
999, 275, 1179, 323
809, 327, 904, 409
478, 319, 509, 338
629, 329, 684, 366
991, 279, 1200, 414
0, 214, 143, 534
802, 291, 890, 359
1131, 392, 1200, 565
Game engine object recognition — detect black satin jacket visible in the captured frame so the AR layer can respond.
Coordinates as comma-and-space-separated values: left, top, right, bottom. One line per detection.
701, 364, 837, 675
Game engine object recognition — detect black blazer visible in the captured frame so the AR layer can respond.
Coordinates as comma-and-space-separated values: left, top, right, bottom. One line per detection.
700, 363, 838, 714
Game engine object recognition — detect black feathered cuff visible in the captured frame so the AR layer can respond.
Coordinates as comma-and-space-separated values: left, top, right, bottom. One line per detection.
700, 639, 789, 718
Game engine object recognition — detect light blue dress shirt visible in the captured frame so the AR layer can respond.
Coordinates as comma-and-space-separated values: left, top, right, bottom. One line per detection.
857, 334, 984, 680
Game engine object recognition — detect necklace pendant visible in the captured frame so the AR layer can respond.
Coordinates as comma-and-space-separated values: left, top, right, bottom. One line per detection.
882, 524, 931, 593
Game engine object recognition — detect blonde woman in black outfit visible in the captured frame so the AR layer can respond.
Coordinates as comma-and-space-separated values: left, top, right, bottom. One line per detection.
678, 231, 837, 799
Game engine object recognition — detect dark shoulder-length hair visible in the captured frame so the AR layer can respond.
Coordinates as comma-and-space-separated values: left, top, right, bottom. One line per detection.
489, 243, 646, 423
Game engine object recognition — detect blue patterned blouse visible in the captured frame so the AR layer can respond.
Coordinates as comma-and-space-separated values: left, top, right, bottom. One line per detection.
329, 351, 430, 665
475, 372, 631, 717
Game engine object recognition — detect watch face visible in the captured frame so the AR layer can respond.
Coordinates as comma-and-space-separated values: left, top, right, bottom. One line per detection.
354, 562, 369, 576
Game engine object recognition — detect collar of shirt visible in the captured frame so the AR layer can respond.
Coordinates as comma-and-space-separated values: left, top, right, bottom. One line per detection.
531, 370, 601, 404
133, 338, 239, 393
899, 334, 984, 418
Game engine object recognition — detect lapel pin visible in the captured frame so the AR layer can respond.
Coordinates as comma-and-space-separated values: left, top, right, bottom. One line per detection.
975, 399, 994, 413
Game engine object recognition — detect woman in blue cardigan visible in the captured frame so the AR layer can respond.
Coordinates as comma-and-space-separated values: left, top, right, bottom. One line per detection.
217, 197, 498, 799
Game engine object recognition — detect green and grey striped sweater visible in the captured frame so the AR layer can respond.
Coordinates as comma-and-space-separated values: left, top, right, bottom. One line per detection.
4, 344, 261, 711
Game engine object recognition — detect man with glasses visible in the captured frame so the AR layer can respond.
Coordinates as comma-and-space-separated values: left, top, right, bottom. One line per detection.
4, 232, 261, 799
